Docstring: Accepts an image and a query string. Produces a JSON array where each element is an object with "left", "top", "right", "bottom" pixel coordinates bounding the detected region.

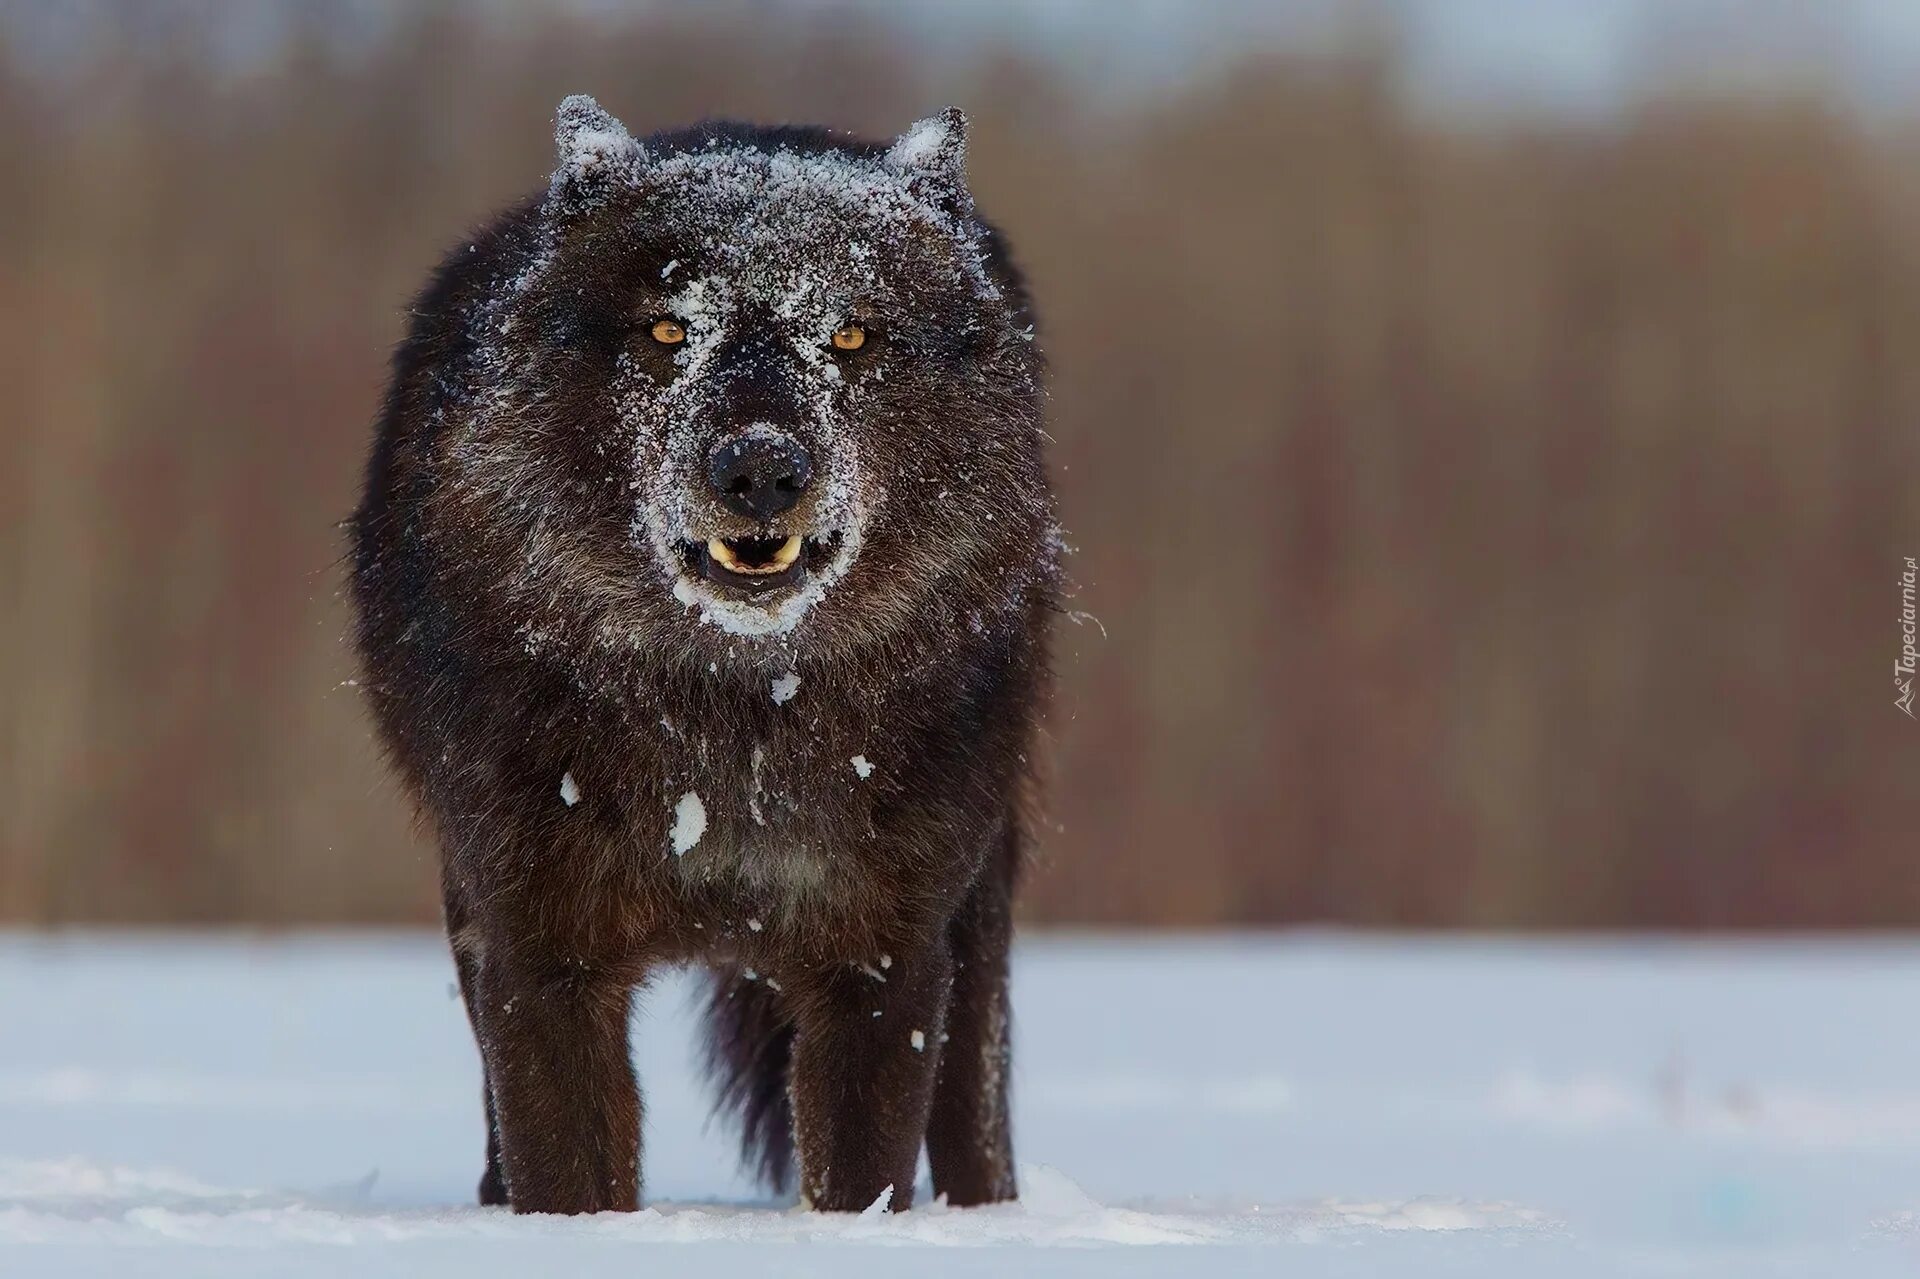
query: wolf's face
[{"left": 456, "top": 98, "right": 1048, "bottom": 667}]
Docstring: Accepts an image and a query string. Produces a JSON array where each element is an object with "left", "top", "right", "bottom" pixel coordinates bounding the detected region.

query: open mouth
[{"left": 686, "top": 532, "right": 841, "bottom": 595}]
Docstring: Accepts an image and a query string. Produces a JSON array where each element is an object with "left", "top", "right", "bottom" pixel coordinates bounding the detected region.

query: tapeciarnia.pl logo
[{"left": 1900, "top": 557, "right": 1917, "bottom": 718}]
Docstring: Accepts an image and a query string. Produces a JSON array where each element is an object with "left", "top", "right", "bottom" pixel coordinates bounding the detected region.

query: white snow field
[{"left": 5, "top": 933, "right": 1920, "bottom": 1277}]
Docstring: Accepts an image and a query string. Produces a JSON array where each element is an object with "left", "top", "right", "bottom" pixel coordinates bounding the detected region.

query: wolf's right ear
[{"left": 547, "top": 94, "right": 645, "bottom": 213}]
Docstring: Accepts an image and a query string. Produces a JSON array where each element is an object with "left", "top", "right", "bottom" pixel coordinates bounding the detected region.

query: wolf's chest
[{"left": 636, "top": 698, "right": 891, "bottom": 899}]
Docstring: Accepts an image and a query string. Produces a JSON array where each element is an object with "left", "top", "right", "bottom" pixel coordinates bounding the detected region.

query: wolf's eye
[
  {"left": 829, "top": 323, "right": 867, "bottom": 352},
  {"left": 650, "top": 318, "right": 687, "bottom": 345}
]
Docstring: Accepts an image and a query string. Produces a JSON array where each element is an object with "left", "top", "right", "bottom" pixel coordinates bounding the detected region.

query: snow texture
[
  {"left": 769, "top": 672, "right": 800, "bottom": 705},
  {"left": 886, "top": 109, "right": 964, "bottom": 173},
  {"left": 548, "top": 95, "right": 644, "bottom": 210},
  {"left": 669, "top": 791, "right": 706, "bottom": 855},
  {"left": 851, "top": 754, "right": 874, "bottom": 779},
  {"left": 558, "top": 772, "right": 580, "bottom": 807},
  {"left": 6, "top": 934, "right": 1920, "bottom": 1276}
]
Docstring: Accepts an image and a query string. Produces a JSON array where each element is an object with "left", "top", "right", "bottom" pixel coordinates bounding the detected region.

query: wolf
[{"left": 350, "top": 95, "right": 1056, "bottom": 1215}]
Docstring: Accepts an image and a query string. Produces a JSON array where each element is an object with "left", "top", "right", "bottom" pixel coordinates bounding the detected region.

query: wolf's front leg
[
  {"left": 926, "top": 848, "right": 1018, "bottom": 1206},
  {"left": 786, "top": 941, "right": 954, "bottom": 1211},
  {"left": 470, "top": 950, "right": 639, "bottom": 1214}
]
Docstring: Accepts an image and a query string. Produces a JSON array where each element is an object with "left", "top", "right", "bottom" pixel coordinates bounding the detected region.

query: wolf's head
[{"left": 450, "top": 96, "right": 1050, "bottom": 670}]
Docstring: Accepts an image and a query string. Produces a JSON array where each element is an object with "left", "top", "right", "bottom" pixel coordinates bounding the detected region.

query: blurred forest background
[{"left": 0, "top": 1, "right": 1915, "bottom": 929}]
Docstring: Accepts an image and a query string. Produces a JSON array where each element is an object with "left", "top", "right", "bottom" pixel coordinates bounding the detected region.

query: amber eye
[
  {"left": 650, "top": 318, "right": 686, "bottom": 345},
  {"left": 830, "top": 323, "right": 867, "bottom": 352}
]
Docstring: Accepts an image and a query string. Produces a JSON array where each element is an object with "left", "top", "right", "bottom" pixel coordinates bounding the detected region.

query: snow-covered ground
[{"left": 4, "top": 932, "right": 1920, "bottom": 1276}]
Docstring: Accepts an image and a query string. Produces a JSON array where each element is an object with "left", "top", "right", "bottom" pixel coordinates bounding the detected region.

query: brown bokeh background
[{"left": 1, "top": 5, "right": 1915, "bottom": 928}]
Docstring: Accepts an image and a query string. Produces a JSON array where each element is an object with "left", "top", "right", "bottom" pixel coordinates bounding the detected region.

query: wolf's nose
[{"left": 707, "top": 434, "right": 813, "bottom": 522}]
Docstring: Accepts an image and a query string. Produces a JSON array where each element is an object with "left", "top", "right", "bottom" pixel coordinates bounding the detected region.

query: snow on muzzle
[{"left": 687, "top": 431, "right": 844, "bottom": 594}]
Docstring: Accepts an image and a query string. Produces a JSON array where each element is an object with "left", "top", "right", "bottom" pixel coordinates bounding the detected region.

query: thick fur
[{"left": 351, "top": 98, "right": 1054, "bottom": 1215}]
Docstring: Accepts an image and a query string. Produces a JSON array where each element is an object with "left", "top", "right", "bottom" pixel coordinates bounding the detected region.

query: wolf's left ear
[
  {"left": 548, "top": 94, "right": 645, "bottom": 212},
  {"left": 886, "top": 107, "right": 972, "bottom": 216}
]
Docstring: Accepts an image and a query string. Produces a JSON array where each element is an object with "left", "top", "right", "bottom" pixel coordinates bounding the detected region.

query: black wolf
[{"left": 351, "top": 95, "right": 1056, "bottom": 1214}]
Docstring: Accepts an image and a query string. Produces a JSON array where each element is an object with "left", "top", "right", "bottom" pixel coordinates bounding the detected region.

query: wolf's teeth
[{"left": 706, "top": 535, "right": 804, "bottom": 575}]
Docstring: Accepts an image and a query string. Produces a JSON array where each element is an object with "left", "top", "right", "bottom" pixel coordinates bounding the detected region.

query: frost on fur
[
  {"left": 885, "top": 107, "right": 971, "bottom": 215},
  {"left": 548, "top": 94, "right": 644, "bottom": 211}
]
